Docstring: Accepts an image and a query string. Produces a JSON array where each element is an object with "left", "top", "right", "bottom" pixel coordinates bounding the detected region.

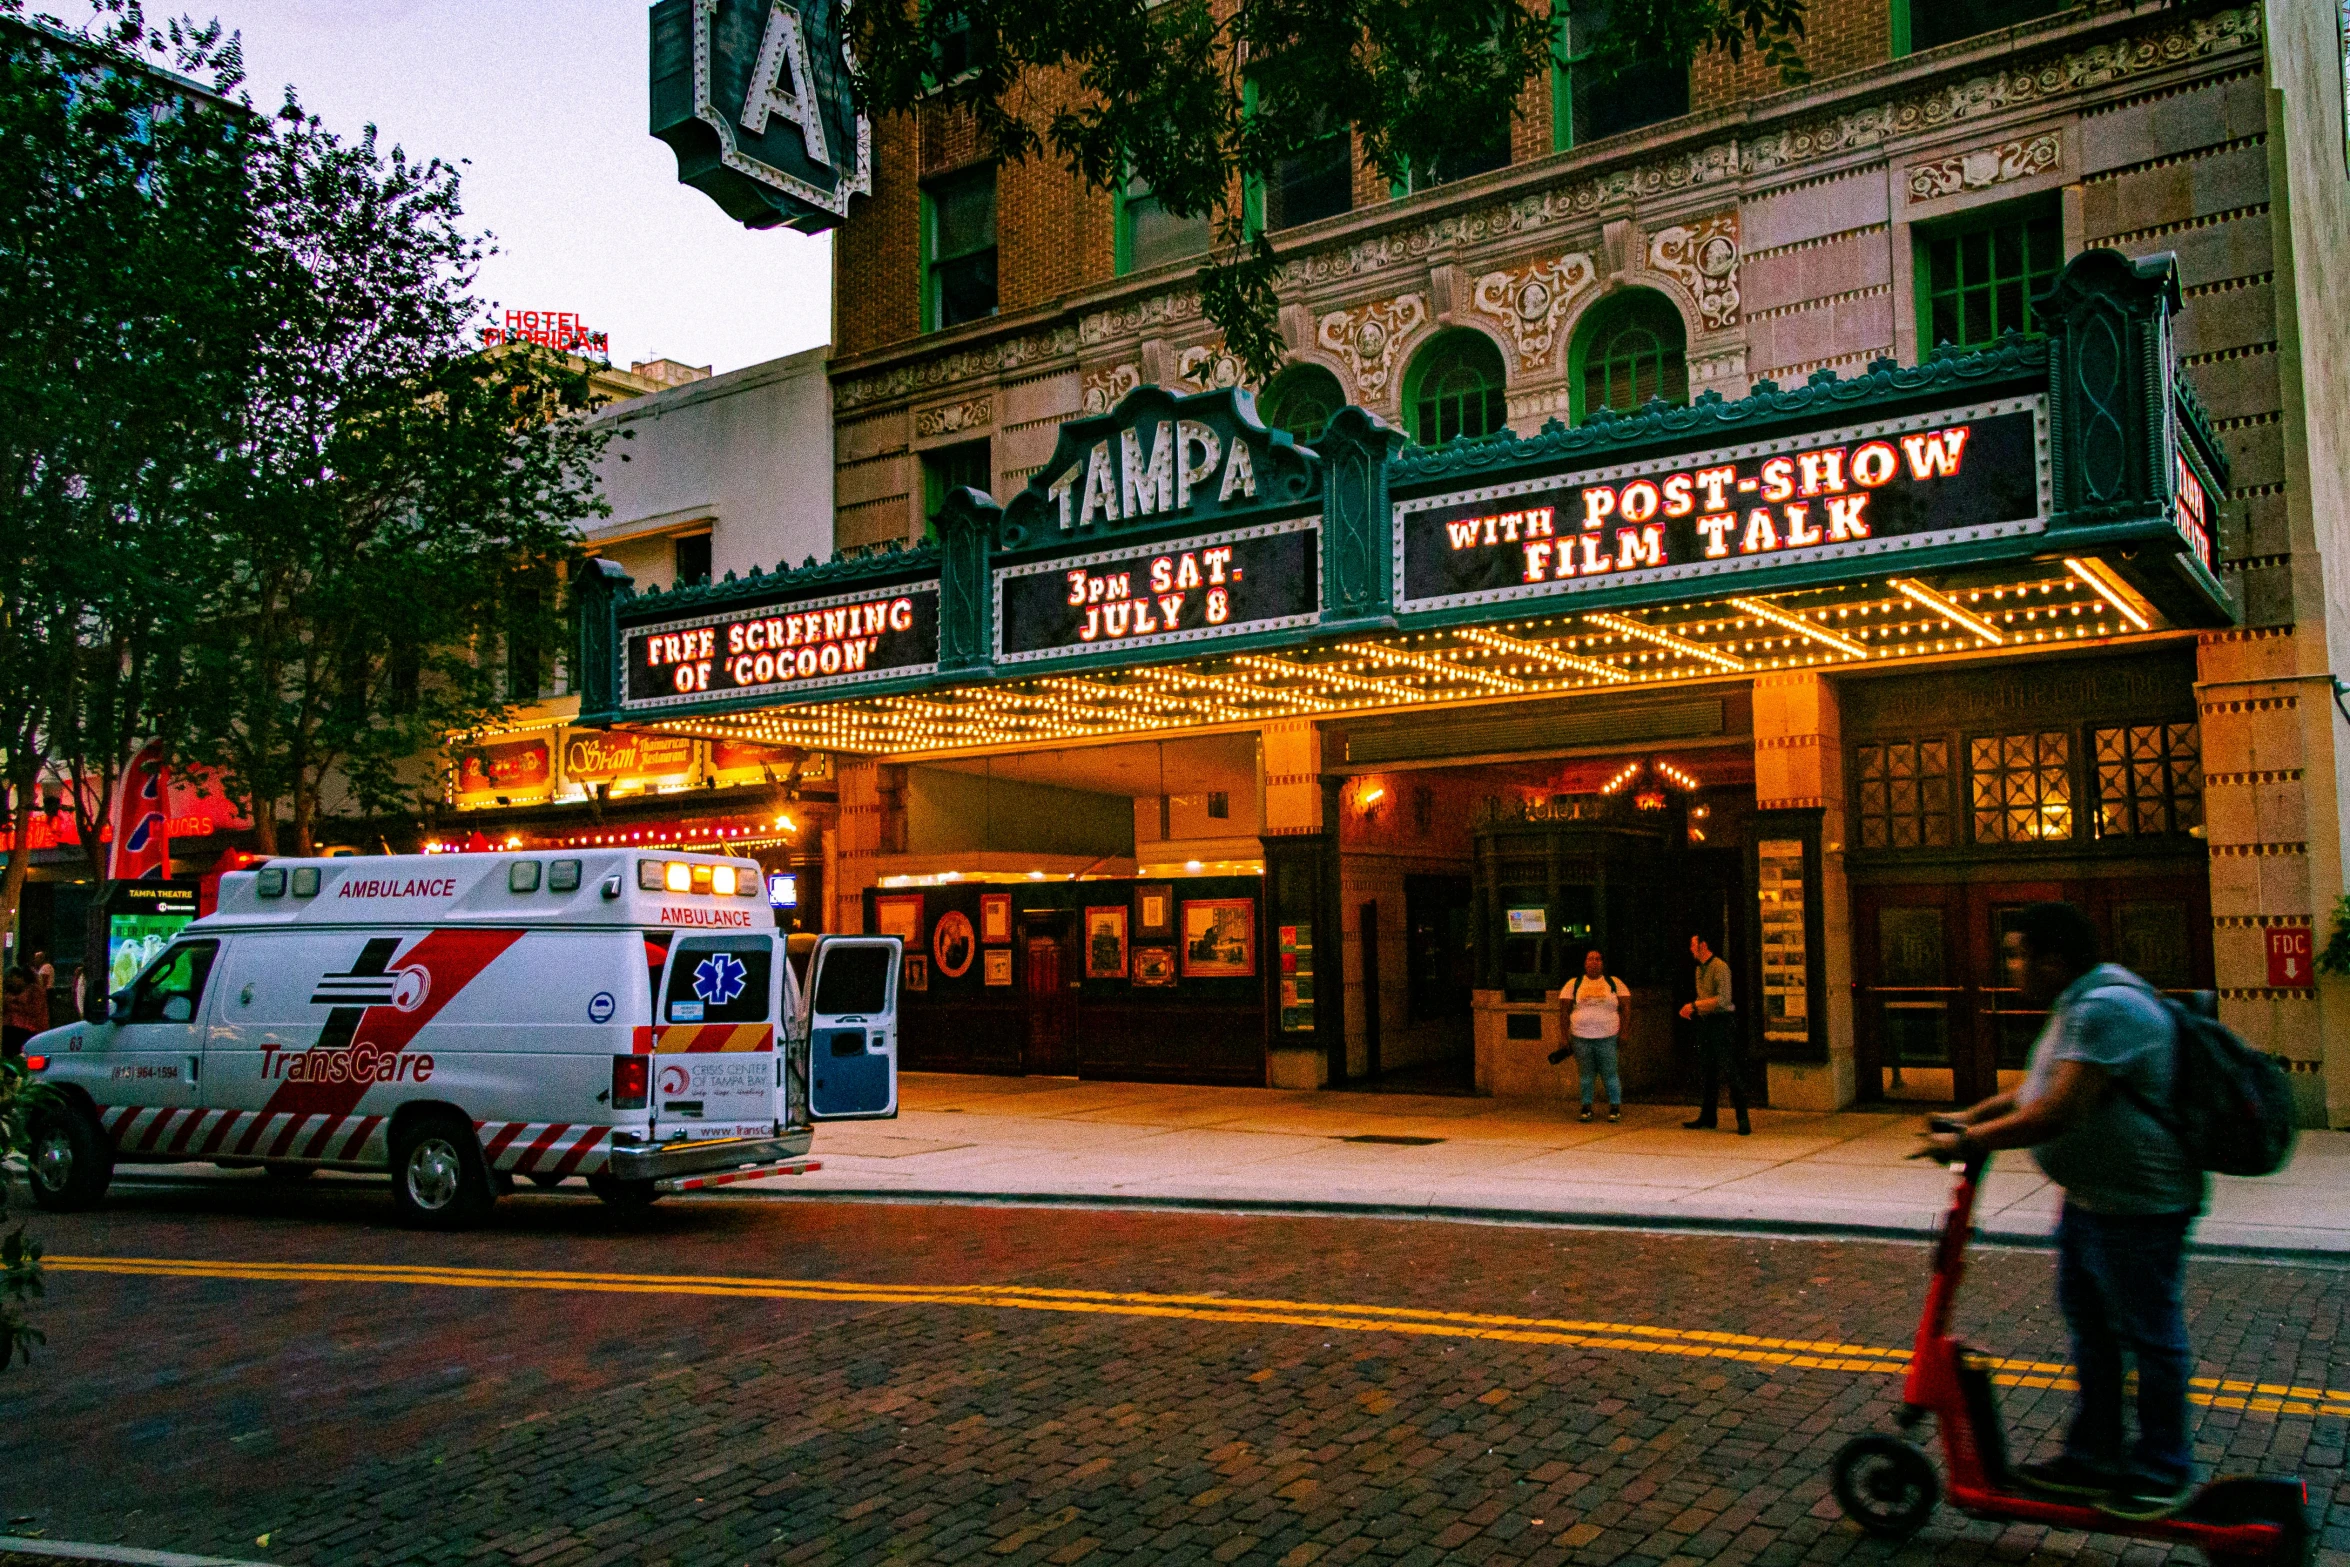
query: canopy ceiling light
[{"left": 626, "top": 565, "right": 2169, "bottom": 761}]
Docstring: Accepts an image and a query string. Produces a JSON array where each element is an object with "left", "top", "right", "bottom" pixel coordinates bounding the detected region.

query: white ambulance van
[{"left": 22, "top": 850, "right": 900, "bottom": 1228}]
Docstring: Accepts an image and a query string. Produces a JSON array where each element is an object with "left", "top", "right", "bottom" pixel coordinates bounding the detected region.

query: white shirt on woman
[{"left": 1568, "top": 974, "right": 1629, "bottom": 1038}]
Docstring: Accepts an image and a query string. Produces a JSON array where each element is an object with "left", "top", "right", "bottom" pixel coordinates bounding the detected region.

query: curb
[
  {"left": 2, "top": 1540, "right": 275, "bottom": 1567},
  {"left": 715, "top": 1185, "right": 2350, "bottom": 1264}
]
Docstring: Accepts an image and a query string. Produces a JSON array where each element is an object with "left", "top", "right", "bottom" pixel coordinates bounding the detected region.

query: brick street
[{"left": 1, "top": 1177, "right": 2343, "bottom": 1567}]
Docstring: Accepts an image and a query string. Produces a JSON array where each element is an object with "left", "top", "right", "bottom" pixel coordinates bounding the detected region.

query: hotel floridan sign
[
  {"left": 1398, "top": 399, "right": 2048, "bottom": 614},
  {"left": 649, "top": 0, "right": 871, "bottom": 232}
]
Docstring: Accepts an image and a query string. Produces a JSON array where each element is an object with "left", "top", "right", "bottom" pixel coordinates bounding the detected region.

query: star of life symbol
[{"left": 693, "top": 952, "right": 748, "bottom": 1007}]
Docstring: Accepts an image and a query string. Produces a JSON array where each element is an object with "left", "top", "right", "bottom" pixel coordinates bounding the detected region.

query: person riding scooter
[{"left": 1919, "top": 901, "right": 2204, "bottom": 1520}]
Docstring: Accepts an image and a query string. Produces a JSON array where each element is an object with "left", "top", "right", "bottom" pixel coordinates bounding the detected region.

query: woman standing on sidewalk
[{"left": 1550, "top": 948, "right": 1628, "bottom": 1123}]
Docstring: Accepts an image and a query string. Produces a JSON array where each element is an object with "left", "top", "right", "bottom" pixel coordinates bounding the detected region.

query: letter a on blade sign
[{"left": 649, "top": 0, "right": 873, "bottom": 232}]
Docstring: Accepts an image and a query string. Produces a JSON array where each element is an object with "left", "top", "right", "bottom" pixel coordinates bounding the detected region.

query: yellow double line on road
[{"left": 47, "top": 1254, "right": 2350, "bottom": 1421}]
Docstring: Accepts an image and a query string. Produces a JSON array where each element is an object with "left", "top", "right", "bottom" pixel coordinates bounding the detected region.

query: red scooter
[{"left": 1831, "top": 1119, "right": 2309, "bottom": 1564}]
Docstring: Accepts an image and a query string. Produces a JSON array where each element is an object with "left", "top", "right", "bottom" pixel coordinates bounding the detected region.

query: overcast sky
[{"left": 190, "top": 0, "right": 835, "bottom": 374}]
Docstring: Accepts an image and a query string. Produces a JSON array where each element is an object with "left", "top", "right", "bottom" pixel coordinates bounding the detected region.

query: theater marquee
[
  {"left": 1396, "top": 398, "right": 2048, "bottom": 615},
  {"left": 620, "top": 579, "right": 939, "bottom": 712},
  {"left": 996, "top": 520, "right": 1320, "bottom": 664},
  {"left": 571, "top": 251, "right": 2235, "bottom": 735}
]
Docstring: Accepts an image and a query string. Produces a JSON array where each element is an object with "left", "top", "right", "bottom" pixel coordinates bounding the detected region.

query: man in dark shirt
[{"left": 1679, "top": 934, "right": 1747, "bottom": 1135}]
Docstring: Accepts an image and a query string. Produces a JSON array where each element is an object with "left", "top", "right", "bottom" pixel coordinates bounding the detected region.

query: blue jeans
[
  {"left": 1573, "top": 1034, "right": 1621, "bottom": 1108},
  {"left": 2055, "top": 1201, "right": 2195, "bottom": 1485}
]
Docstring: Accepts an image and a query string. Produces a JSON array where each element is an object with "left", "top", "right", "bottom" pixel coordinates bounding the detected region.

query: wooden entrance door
[
  {"left": 1856, "top": 874, "right": 2210, "bottom": 1105},
  {"left": 1022, "top": 923, "right": 1078, "bottom": 1075},
  {"left": 1854, "top": 885, "right": 1967, "bottom": 1106}
]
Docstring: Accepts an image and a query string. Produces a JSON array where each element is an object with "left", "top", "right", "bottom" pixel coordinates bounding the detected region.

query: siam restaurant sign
[
  {"left": 574, "top": 251, "right": 2235, "bottom": 728},
  {"left": 1398, "top": 399, "right": 2047, "bottom": 614}
]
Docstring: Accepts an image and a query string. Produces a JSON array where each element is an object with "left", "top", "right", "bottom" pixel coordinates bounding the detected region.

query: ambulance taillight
[{"left": 611, "top": 1056, "right": 649, "bottom": 1111}]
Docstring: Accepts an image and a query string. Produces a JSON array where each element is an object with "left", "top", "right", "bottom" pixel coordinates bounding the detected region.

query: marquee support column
[
  {"left": 1752, "top": 670, "right": 1856, "bottom": 1111},
  {"left": 1316, "top": 407, "right": 1405, "bottom": 635},
  {"left": 572, "top": 558, "right": 632, "bottom": 724},
  {"left": 934, "top": 488, "right": 998, "bottom": 675}
]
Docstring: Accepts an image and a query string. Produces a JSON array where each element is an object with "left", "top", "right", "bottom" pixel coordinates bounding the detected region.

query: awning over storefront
[{"left": 573, "top": 250, "right": 2232, "bottom": 758}]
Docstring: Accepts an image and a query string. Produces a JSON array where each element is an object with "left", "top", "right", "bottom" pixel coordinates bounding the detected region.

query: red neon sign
[{"left": 481, "top": 310, "right": 609, "bottom": 355}]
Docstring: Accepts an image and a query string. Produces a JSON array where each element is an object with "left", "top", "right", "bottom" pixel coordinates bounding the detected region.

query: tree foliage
[
  {"left": 180, "top": 105, "right": 608, "bottom": 854},
  {"left": 0, "top": 1, "right": 251, "bottom": 948},
  {"left": 850, "top": 0, "right": 1809, "bottom": 380}
]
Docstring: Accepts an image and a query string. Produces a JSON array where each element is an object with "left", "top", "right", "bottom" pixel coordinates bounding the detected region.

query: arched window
[
  {"left": 1404, "top": 329, "right": 1508, "bottom": 447},
  {"left": 1259, "top": 364, "right": 1344, "bottom": 443},
  {"left": 1571, "top": 290, "right": 1688, "bottom": 421}
]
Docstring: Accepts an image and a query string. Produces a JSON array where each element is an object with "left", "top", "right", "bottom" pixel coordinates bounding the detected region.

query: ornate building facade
[{"left": 733, "top": 0, "right": 2350, "bottom": 1117}]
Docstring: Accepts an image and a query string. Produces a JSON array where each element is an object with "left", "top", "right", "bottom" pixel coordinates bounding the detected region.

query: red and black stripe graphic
[{"left": 244, "top": 928, "right": 526, "bottom": 1149}]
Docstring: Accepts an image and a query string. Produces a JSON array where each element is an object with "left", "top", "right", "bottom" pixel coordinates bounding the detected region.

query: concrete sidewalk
[{"left": 772, "top": 1072, "right": 2350, "bottom": 1255}]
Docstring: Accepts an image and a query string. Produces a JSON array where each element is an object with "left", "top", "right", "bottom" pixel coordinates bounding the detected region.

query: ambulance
[{"left": 21, "top": 850, "right": 899, "bottom": 1227}]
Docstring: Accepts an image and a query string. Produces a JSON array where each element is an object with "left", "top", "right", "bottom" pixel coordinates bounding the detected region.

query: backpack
[{"left": 2116, "top": 992, "right": 2298, "bottom": 1178}]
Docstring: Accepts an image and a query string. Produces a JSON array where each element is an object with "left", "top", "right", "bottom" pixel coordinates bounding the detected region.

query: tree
[
  {"left": 0, "top": 2, "right": 252, "bottom": 985},
  {"left": 850, "top": 0, "right": 1809, "bottom": 380},
  {"left": 179, "top": 101, "right": 610, "bottom": 854}
]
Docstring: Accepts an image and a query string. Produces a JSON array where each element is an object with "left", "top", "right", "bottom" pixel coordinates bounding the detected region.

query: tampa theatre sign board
[
  {"left": 573, "top": 252, "right": 2237, "bottom": 729},
  {"left": 990, "top": 386, "right": 1321, "bottom": 666}
]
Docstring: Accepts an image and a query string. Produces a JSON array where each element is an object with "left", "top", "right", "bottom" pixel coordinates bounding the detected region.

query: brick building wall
[{"left": 1689, "top": 0, "right": 1889, "bottom": 112}]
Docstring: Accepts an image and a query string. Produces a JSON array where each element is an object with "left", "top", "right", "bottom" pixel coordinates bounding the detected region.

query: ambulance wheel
[
  {"left": 390, "top": 1112, "right": 493, "bottom": 1229},
  {"left": 27, "top": 1102, "right": 112, "bottom": 1212},
  {"left": 1833, "top": 1435, "right": 1939, "bottom": 1539},
  {"left": 586, "top": 1173, "right": 662, "bottom": 1210}
]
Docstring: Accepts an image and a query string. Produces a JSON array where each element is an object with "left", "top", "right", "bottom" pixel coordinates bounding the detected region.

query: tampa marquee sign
[{"left": 1398, "top": 400, "right": 2046, "bottom": 614}]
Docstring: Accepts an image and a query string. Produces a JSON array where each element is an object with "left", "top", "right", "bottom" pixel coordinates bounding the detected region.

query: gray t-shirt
[{"left": 2022, "top": 963, "right": 2206, "bottom": 1216}]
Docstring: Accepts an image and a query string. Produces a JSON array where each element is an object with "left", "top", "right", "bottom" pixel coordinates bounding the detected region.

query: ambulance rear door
[
  {"left": 653, "top": 934, "right": 779, "bottom": 1141},
  {"left": 804, "top": 935, "right": 899, "bottom": 1120}
]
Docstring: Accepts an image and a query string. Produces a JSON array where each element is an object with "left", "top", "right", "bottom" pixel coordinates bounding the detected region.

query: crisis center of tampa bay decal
[
  {"left": 622, "top": 579, "right": 941, "bottom": 712},
  {"left": 1396, "top": 397, "right": 2049, "bottom": 615}
]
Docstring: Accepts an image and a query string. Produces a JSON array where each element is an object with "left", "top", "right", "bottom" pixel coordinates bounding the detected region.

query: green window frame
[
  {"left": 1551, "top": 4, "right": 1690, "bottom": 152},
  {"left": 1891, "top": 0, "right": 2067, "bottom": 57},
  {"left": 1245, "top": 80, "right": 1351, "bottom": 234},
  {"left": 1914, "top": 197, "right": 2063, "bottom": 353},
  {"left": 1113, "top": 171, "right": 1211, "bottom": 276},
  {"left": 1567, "top": 290, "right": 1687, "bottom": 423},
  {"left": 1259, "top": 363, "right": 1345, "bottom": 443},
  {"left": 1403, "top": 329, "right": 1508, "bottom": 447},
  {"left": 921, "top": 439, "right": 992, "bottom": 537},
  {"left": 921, "top": 165, "right": 998, "bottom": 331}
]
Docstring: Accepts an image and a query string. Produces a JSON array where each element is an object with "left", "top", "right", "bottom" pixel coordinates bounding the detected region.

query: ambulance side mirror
[
  {"left": 84, "top": 994, "right": 113, "bottom": 1023},
  {"left": 600, "top": 874, "right": 623, "bottom": 900}
]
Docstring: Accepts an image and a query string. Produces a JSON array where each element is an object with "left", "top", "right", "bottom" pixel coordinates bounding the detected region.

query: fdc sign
[{"left": 650, "top": 0, "right": 871, "bottom": 232}]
